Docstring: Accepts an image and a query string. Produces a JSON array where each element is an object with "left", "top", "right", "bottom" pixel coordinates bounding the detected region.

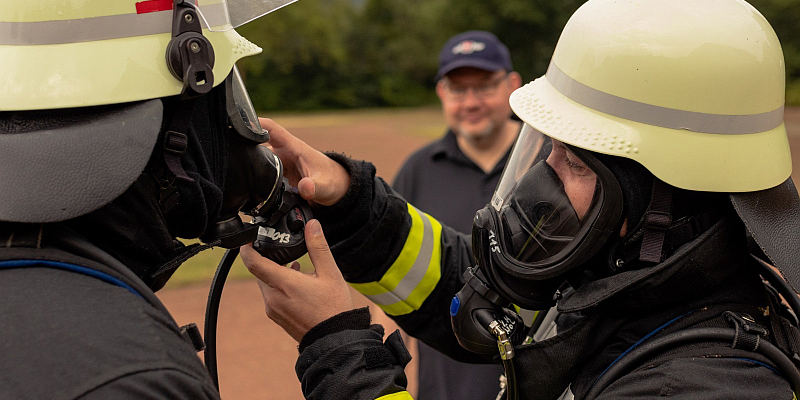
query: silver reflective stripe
[
  {"left": 0, "top": 3, "right": 227, "bottom": 45},
  {"left": 546, "top": 62, "right": 783, "bottom": 135},
  {"left": 365, "top": 207, "right": 434, "bottom": 306}
]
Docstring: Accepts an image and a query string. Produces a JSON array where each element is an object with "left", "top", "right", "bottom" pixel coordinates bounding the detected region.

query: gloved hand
[
  {"left": 259, "top": 118, "right": 350, "bottom": 207},
  {"left": 241, "top": 219, "right": 354, "bottom": 342}
]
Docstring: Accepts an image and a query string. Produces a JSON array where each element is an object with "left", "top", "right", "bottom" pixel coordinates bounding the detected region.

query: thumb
[
  {"left": 304, "top": 219, "right": 341, "bottom": 280},
  {"left": 240, "top": 244, "right": 294, "bottom": 286}
]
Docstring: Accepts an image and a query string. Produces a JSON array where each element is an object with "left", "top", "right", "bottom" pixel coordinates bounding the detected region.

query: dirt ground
[{"left": 157, "top": 106, "right": 800, "bottom": 400}]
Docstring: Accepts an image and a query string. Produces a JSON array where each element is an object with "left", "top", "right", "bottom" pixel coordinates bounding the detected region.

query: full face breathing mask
[
  {"left": 162, "top": 0, "right": 311, "bottom": 262},
  {"left": 450, "top": 123, "right": 624, "bottom": 355}
]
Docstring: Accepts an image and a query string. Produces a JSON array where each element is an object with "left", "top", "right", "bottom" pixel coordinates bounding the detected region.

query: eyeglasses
[{"left": 441, "top": 73, "right": 509, "bottom": 101}]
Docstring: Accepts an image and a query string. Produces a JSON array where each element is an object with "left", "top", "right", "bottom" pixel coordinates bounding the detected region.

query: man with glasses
[{"left": 391, "top": 30, "right": 522, "bottom": 400}]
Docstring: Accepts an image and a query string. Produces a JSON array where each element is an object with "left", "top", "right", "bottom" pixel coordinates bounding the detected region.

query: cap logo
[{"left": 452, "top": 40, "right": 486, "bottom": 55}]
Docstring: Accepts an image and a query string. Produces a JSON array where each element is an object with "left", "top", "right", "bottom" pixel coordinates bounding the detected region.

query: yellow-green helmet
[
  {"left": 510, "top": 0, "right": 789, "bottom": 193},
  {"left": 0, "top": 0, "right": 263, "bottom": 111},
  {"left": 0, "top": 0, "right": 292, "bottom": 224}
]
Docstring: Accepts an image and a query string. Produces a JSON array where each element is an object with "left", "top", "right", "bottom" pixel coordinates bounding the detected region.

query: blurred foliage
[
  {"left": 749, "top": 0, "right": 800, "bottom": 105},
  {"left": 237, "top": 0, "right": 800, "bottom": 111}
]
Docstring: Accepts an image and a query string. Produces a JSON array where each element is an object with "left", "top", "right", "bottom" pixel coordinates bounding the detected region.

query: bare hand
[
  {"left": 260, "top": 118, "right": 350, "bottom": 206},
  {"left": 241, "top": 219, "right": 354, "bottom": 342}
]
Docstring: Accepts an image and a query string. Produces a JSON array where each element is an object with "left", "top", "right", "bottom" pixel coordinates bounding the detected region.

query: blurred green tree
[
  {"left": 237, "top": 0, "right": 799, "bottom": 111},
  {"left": 749, "top": 0, "right": 800, "bottom": 104}
]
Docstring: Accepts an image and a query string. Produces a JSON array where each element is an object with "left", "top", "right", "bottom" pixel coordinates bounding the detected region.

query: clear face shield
[
  {"left": 189, "top": 0, "right": 299, "bottom": 31},
  {"left": 470, "top": 123, "right": 624, "bottom": 309}
]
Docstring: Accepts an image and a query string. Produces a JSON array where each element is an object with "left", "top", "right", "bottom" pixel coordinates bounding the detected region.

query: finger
[
  {"left": 304, "top": 220, "right": 342, "bottom": 280},
  {"left": 289, "top": 261, "right": 301, "bottom": 272},
  {"left": 259, "top": 117, "right": 349, "bottom": 206},
  {"left": 260, "top": 118, "right": 296, "bottom": 150},
  {"left": 297, "top": 178, "right": 317, "bottom": 202},
  {"left": 240, "top": 244, "right": 295, "bottom": 286}
]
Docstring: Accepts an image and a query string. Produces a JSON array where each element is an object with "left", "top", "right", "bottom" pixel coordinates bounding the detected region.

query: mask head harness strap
[
  {"left": 639, "top": 179, "right": 673, "bottom": 263},
  {"left": 160, "top": 0, "right": 217, "bottom": 184}
]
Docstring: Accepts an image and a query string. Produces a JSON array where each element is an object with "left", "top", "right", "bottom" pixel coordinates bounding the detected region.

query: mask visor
[
  {"left": 490, "top": 124, "right": 618, "bottom": 275},
  {"left": 226, "top": 65, "right": 268, "bottom": 143}
]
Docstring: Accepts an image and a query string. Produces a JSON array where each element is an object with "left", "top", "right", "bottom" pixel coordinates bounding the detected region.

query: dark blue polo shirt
[{"left": 393, "top": 129, "right": 510, "bottom": 234}]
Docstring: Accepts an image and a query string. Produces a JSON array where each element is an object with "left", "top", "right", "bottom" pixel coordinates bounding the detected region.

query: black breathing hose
[
  {"left": 486, "top": 319, "right": 520, "bottom": 400},
  {"left": 204, "top": 248, "right": 239, "bottom": 390},
  {"left": 585, "top": 256, "right": 800, "bottom": 399},
  {"left": 503, "top": 357, "right": 519, "bottom": 400}
]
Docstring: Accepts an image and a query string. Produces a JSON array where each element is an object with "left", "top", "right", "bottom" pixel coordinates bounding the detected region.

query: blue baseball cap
[{"left": 436, "top": 31, "right": 513, "bottom": 81}]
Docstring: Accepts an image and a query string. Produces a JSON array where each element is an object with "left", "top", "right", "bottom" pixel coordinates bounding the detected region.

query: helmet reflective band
[
  {"left": 0, "top": 0, "right": 263, "bottom": 111},
  {"left": 509, "top": 0, "right": 790, "bottom": 192}
]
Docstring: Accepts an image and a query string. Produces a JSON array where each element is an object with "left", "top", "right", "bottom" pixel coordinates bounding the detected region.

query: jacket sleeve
[
  {"left": 295, "top": 307, "right": 414, "bottom": 400},
  {"left": 314, "top": 154, "right": 492, "bottom": 363}
]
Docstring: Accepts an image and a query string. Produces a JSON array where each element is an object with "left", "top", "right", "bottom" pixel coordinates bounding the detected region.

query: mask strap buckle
[{"left": 640, "top": 179, "right": 673, "bottom": 263}]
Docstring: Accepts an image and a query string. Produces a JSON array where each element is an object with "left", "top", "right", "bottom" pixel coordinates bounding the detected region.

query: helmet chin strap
[{"left": 638, "top": 179, "right": 674, "bottom": 263}]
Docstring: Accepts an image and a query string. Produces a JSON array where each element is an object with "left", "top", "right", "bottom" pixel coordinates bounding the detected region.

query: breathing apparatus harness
[{"left": 162, "top": 1, "right": 313, "bottom": 390}]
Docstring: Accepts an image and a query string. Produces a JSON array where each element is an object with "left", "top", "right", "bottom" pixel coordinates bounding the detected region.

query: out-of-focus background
[
  {"left": 157, "top": 1, "right": 800, "bottom": 399},
  {"left": 232, "top": 0, "right": 800, "bottom": 112}
]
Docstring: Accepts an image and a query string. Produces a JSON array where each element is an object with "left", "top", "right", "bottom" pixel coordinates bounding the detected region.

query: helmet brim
[{"left": 0, "top": 99, "right": 162, "bottom": 223}]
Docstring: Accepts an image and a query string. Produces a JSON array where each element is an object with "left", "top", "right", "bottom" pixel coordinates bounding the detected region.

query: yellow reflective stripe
[
  {"left": 349, "top": 204, "right": 423, "bottom": 297},
  {"left": 512, "top": 304, "right": 540, "bottom": 326},
  {"left": 376, "top": 391, "right": 414, "bottom": 400},
  {"left": 350, "top": 204, "right": 442, "bottom": 316}
]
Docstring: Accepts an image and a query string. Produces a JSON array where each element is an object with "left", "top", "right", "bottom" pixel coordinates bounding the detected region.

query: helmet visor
[
  {"left": 193, "top": 0, "right": 298, "bottom": 31},
  {"left": 491, "top": 124, "right": 611, "bottom": 268}
]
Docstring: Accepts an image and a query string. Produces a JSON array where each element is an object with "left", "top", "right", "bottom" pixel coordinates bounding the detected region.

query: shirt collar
[{"left": 431, "top": 129, "right": 513, "bottom": 176}]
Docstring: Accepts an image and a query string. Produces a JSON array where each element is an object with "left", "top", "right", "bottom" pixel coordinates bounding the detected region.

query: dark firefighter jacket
[{"left": 0, "top": 225, "right": 220, "bottom": 399}]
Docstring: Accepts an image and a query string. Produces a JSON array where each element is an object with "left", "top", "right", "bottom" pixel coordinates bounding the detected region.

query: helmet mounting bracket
[{"left": 166, "top": 0, "right": 216, "bottom": 98}]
